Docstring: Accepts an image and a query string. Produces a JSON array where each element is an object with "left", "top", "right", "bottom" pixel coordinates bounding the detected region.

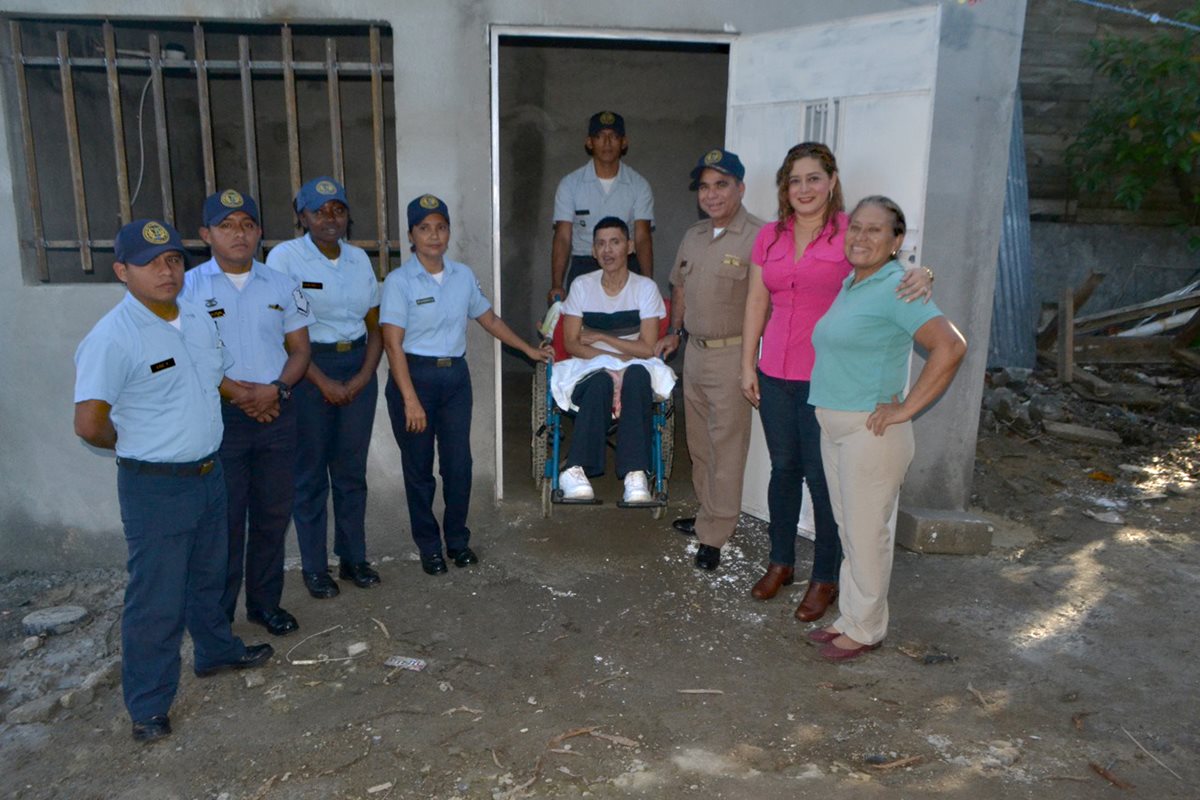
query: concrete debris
[
  {"left": 20, "top": 636, "right": 42, "bottom": 654},
  {"left": 6, "top": 693, "right": 58, "bottom": 725},
  {"left": 1043, "top": 421, "right": 1122, "bottom": 447},
  {"left": 244, "top": 672, "right": 266, "bottom": 688},
  {"left": 21, "top": 605, "right": 90, "bottom": 636},
  {"left": 346, "top": 642, "right": 369, "bottom": 657},
  {"left": 1082, "top": 509, "right": 1124, "bottom": 525},
  {"left": 58, "top": 685, "right": 94, "bottom": 709}
]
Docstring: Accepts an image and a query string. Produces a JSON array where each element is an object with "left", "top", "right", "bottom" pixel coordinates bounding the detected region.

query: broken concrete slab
[
  {"left": 1043, "top": 421, "right": 1122, "bottom": 446},
  {"left": 21, "top": 605, "right": 90, "bottom": 636},
  {"left": 6, "top": 694, "right": 58, "bottom": 725},
  {"left": 896, "top": 507, "right": 993, "bottom": 555}
]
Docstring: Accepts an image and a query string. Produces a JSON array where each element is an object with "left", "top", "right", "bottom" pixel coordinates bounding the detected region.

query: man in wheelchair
[{"left": 555, "top": 217, "right": 670, "bottom": 504}]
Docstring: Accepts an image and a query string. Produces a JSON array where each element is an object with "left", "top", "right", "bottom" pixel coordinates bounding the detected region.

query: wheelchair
[{"left": 530, "top": 304, "right": 675, "bottom": 519}]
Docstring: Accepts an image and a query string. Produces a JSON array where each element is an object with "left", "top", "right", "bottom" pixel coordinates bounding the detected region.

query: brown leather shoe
[
  {"left": 750, "top": 564, "right": 794, "bottom": 600},
  {"left": 794, "top": 581, "right": 839, "bottom": 622}
]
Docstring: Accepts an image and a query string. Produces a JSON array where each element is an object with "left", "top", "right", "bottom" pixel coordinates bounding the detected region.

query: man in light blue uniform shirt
[
  {"left": 266, "top": 177, "right": 383, "bottom": 598},
  {"left": 548, "top": 110, "right": 655, "bottom": 302},
  {"left": 74, "top": 219, "right": 273, "bottom": 743},
  {"left": 182, "top": 189, "right": 312, "bottom": 637}
]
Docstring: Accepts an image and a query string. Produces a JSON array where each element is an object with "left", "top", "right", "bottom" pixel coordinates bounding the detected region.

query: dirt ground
[{"left": 2, "top": 365, "right": 1199, "bottom": 799}]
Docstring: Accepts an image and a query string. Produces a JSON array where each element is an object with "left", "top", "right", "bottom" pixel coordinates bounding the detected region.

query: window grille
[
  {"left": 1, "top": 18, "right": 399, "bottom": 283},
  {"left": 802, "top": 98, "right": 840, "bottom": 148}
]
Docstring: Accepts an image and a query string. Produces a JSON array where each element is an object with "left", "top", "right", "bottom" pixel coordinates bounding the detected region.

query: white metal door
[{"left": 727, "top": 6, "right": 941, "bottom": 529}]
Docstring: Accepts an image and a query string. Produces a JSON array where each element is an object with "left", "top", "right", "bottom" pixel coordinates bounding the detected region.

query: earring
[
  {"left": 828, "top": 190, "right": 833, "bottom": 202},
  {"left": 890, "top": 249, "right": 898, "bottom": 257}
]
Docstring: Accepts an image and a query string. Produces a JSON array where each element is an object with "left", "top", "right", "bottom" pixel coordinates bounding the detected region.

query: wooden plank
[
  {"left": 1057, "top": 286, "right": 1074, "bottom": 380},
  {"left": 1171, "top": 308, "right": 1200, "bottom": 347},
  {"left": 194, "top": 24, "right": 216, "bottom": 195},
  {"left": 57, "top": 31, "right": 93, "bottom": 274},
  {"left": 102, "top": 23, "right": 132, "bottom": 224},
  {"left": 239, "top": 35, "right": 260, "bottom": 202},
  {"left": 370, "top": 26, "right": 387, "bottom": 277},
  {"left": 1074, "top": 290, "right": 1200, "bottom": 335},
  {"left": 1171, "top": 347, "right": 1200, "bottom": 372},
  {"left": 1073, "top": 336, "right": 1176, "bottom": 365},
  {"left": 9, "top": 22, "right": 48, "bottom": 281},
  {"left": 326, "top": 37, "right": 344, "bottom": 184},
  {"left": 1037, "top": 271, "right": 1105, "bottom": 350},
  {"left": 148, "top": 34, "right": 174, "bottom": 224},
  {"left": 281, "top": 27, "right": 302, "bottom": 233}
]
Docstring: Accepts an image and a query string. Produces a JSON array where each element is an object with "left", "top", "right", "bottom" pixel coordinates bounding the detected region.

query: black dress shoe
[
  {"left": 131, "top": 714, "right": 171, "bottom": 742},
  {"left": 194, "top": 643, "right": 274, "bottom": 678},
  {"left": 339, "top": 560, "right": 381, "bottom": 588},
  {"left": 672, "top": 517, "right": 697, "bottom": 536},
  {"left": 247, "top": 607, "right": 299, "bottom": 636},
  {"left": 695, "top": 544, "right": 721, "bottom": 571},
  {"left": 302, "top": 570, "right": 340, "bottom": 599},
  {"left": 421, "top": 552, "right": 448, "bottom": 575},
  {"left": 447, "top": 547, "right": 479, "bottom": 567}
]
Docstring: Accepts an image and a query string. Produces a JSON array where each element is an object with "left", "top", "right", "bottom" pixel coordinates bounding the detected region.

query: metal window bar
[
  {"left": 802, "top": 98, "right": 840, "bottom": 147},
  {"left": 8, "top": 19, "right": 401, "bottom": 281}
]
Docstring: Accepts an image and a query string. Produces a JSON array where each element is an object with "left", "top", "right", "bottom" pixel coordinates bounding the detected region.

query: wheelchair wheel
[
  {"left": 532, "top": 363, "right": 549, "bottom": 484},
  {"left": 540, "top": 477, "right": 553, "bottom": 519},
  {"left": 660, "top": 404, "right": 676, "bottom": 480}
]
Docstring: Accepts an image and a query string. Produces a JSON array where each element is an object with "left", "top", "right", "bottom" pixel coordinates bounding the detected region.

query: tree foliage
[{"left": 1067, "top": 4, "right": 1200, "bottom": 225}]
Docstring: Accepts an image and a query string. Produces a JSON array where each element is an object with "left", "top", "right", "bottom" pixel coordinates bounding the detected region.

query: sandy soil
[{"left": 1, "top": 365, "right": 1197, "bottom": 799}]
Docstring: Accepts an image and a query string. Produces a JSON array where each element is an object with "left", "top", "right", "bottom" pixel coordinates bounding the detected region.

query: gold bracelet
[{"left": 922, "top": 266, "right": 935, "bottom": 282}]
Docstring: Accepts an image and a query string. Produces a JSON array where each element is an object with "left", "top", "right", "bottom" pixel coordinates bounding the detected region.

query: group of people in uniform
[{"left": 74, "top": 108, "right": 965, "bottom": 741}]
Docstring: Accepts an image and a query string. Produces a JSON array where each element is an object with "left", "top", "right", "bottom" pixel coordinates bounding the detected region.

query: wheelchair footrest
[
  {"left": 616, "top": 498, "right": 667, "bottom": 509},
  {"left": 553, "top": 496, "right": 604, "bottom": 506}
]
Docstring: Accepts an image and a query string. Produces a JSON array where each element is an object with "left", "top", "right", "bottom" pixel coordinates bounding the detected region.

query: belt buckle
[
  {"left": 336, "top": 340, "right": 352, "bottom": 353},
  {"left": 198, "top": 460, "right": 215, "bottom": 476},
  {"left": 694, "top": 337, "right": 708, "bottom": 349},
  {"left": 436, "top": 357, "right": 452, "bottom": 368}
]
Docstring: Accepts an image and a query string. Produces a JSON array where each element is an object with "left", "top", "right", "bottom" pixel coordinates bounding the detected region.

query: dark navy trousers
[
  {"left": 757, "top": 371, "right": 842, "bottom": 582},
  {"left": 292, "top": 347, "right": 378, "bottom": 573},
  {"left": 566, "top": 364, "right": 652, "bottom": 479},
  {"left": 219, "top": 402, "right": 296, "bottom": 619},
  {"left": 385, "top": 357, "right": 473, "bottom": 558},
  {"left": 117, "top": 459, "right": 246, "bottom": 722}
]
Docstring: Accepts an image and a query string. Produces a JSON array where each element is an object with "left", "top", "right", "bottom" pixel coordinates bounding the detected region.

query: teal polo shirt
[{"left": 809, "top": 260, "right": 943, "bottom": 412}]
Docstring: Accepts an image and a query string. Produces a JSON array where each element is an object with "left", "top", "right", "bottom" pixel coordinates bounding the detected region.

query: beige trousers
[
  {"left": 684, "top": 341, "right": 752, "bottom": 547},
  {"left": 815, "top": 407, "right": 914, "bottom": 645}
]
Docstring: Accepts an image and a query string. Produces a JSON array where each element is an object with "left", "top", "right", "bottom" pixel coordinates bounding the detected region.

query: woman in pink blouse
[{"left": 739, "top": 142, "right": 930, "bottom": 621}]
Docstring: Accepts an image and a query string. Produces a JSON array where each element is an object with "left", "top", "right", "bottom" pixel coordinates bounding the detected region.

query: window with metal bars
[{"left": 1, "top": 18, "right": 399, "bottom": 283}]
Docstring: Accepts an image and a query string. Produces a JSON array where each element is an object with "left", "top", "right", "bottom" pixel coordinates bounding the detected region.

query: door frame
[{"left": 488, "top": 25, "right": 734, "bottom": 499}]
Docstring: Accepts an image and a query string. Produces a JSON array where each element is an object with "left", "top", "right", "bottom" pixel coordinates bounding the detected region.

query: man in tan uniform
[{"left": 655, "top": 149, "right": 763, "bottom": 571}]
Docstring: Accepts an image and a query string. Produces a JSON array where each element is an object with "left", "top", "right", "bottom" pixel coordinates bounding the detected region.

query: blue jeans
[
  {"left": 219, "top": 402, "right": 296, "bottom": 619},
  {"left": 117, "top": 459, "right": 245, "bottom": 721},
  {"left": 385, "top": 357, "right": 474, "bottom": 558},
  {"left": 757, "top": 371, "right": 841, "bottom": 582},
  {"left": 292, "top": 347, "right": 378, "bottom": 573}
]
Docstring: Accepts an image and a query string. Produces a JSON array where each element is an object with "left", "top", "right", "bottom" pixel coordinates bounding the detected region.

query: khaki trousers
[
  {"left": 684, "top": 340, "right": 752, "bottom": 548},
  {"left": 815, "top": 407, "right": 914, "bottom": 645}
]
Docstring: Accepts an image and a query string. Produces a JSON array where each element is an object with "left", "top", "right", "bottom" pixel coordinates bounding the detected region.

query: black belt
[
  {"left": 312, "top": 336, "right": 366, "bottom": 353},
  {"left": 117, "top": 454, "right": 218, "bottom": 477},
  {"left": 406, "top": 354, "right": 464, "bottom": 368}
]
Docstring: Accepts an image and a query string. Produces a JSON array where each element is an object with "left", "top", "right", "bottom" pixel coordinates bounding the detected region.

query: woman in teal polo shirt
[{"left": 806, "top": 196, "right": 966, "bottom": 662}]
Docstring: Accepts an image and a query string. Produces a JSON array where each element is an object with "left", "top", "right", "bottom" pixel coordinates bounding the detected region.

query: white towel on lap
[{"left": 550, "top": 356, "right": 676, "bottom": 413}]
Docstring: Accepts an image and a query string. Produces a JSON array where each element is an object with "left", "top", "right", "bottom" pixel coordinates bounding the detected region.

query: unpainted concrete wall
[{"left": 0, "top": 0, "right": 1026, "bottom": 568}]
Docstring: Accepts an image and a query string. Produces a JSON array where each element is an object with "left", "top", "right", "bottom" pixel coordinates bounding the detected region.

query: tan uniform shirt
[{"left": 668, "top": 205, "right": 765, "bottom": 339}]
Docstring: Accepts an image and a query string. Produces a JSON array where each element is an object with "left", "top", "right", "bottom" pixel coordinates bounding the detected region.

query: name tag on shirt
[
  {"left": 208, "top": 309, "right": 225, "bottom": 318},
  {"left": 416, "top": 297, "right": 435, "bottom": 305},
  {"left": 722, "top": 256, "right": 745, "bottom": 267},
  {"left": 267, "top": 304, "right": 284, "bottom": 312},
  {"left": 150, "top": 358, "right": 176, "bottom": 373},
  {"left": 302, "top": 281, "right": 323, "bottom": 289}
]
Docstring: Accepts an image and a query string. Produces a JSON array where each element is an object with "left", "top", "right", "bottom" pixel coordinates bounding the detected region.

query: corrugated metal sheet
[{"left": 988, "top": 90, "right": 1036, "bottom": 368}]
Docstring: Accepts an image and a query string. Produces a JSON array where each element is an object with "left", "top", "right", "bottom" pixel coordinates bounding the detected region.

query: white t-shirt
[{"left": 561, "top": 270, "right": 665, "bottom": 354}]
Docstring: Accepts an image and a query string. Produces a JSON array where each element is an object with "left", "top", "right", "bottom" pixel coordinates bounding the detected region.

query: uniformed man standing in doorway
[
  {"left": 74, "top": 219, "right": 273, "bottom": 743},
  {"left": 182, "top": 190, "right": 312, "bottom": 637},
  {"left": 655, "top": 149, "right": 762, "bottom": 572},
  {"left": 548, "top": 110, "right": 655, "bottom": 303}
]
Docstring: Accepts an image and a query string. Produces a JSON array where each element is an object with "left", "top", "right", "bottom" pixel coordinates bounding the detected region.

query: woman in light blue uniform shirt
[
  {"left": 381, "top": 194, "right": 549, "bottom": 575},
  {"left": 266, "top": 177, "right": 383, "bottom": 599}
]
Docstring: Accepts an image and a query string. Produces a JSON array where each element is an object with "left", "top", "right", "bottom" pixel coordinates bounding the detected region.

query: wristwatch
[
  {"left": 271, "top": 380, "right": 292, "bottom": 402},
  {"left": 667, "top": 327, "right": 684, "bottom": 337}
]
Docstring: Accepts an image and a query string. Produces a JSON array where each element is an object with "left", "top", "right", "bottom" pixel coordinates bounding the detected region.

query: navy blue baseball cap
[
  {"left": 203, "top": 188, "right": 259, "bottom": 227},
  {"left": 114, "top": 219, "right": 187, "bottom": 266},
  {"left": 407, "top": 194, "right": 450, "bottom": 230},
  {"left": 689, "top": 148, "right": 745, "bottom": 189},
  {"left": 588, "top": 110, "right": 625, "bottom": 137},
  {"left": 294, "top": 177, "right": 349, "bottom": 214}
]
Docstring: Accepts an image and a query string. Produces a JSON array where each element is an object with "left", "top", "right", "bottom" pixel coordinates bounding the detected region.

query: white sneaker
[
  {"left": 623, "top": 470, "right": 652, "bottom": 503},
  {"left": 560, "top": 466, "right": 594, "bottom": 500}
]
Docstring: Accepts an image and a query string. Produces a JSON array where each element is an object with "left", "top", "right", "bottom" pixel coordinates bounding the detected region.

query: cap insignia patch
[
  {"left": 316, "top": 180, "right": 338, "bottom": 195},
  {"left": 419, "top": 194, "right": 440, "bottom": 209},
  {"left": 704, "top": 149, "right": 723, "bottom": 165},
  {"left": 142, "top": 221, "right": 170, "bottom": 244},
  {"left": 599, "top": 111, "right": 615, "bottom": 125},
  {"left": 220, "top": 189, "right": 243, "bottom": 207}
]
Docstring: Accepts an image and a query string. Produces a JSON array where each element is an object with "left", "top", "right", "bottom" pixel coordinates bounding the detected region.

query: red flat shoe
[
  {"left": 806, "top": 628, "right": 840, "bottom": 644},
  {"left": 819, "top": 640, "right": 881, "bottom": 662}
]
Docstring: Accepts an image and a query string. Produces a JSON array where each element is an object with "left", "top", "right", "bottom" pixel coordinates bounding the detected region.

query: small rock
[
  {"left": 59, "top": 685, "right": 95, "bottom": 709},
  {"left": 985, "top": 387, "right": 1019, "bottom": 422},
  {"left": 981, "top": 740, "right": 1020, "bottom": 768},
  {"left": 81, "top": 657, "right": 121, "bottom": 691},
  {"left": 1166, "top": 481, "right": 1197, "bottom": 497},
  {"left": 1043, "top": 421, "right": 1122, "bottom": 447},
  {"left": 6, "top": 694, "right": 59, "bottom": 724},
  {"left": 1118, "top": 463, "right": 1152, "bottom": 477},
  {"left": 347, "top": 642, "right": 369, "bottom": 657},
  {"left": 1083, "top": 509, "right": 1124, "bottom": 525},
  {"left": 1029, "top": 395, "right": 1066, "bottom": 424},
  {"left": 21, "top": 636, "right": 42, "bottom": 654},
  {"left": 22, "top": 605, "right": 90, "bottom": 636},
  {"left": 999, "top": 367, "right": 1033, "bottom": 387},
  {"left": 244, "top": 672, "right": 266, "bottom": 688}
]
